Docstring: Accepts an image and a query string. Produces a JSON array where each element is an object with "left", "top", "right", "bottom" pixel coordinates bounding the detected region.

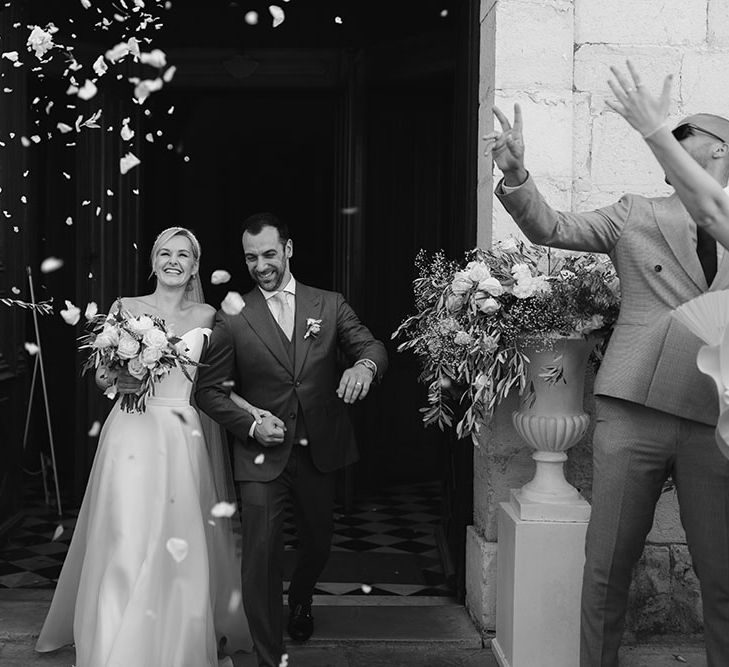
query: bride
[{"left": 36, "top": 227, "right": 257, "bottom": 667}]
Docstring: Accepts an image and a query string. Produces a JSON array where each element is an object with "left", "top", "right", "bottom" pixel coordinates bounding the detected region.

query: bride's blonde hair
[{"left": 150, "top": 227, "right": 202, "bottom": 293}]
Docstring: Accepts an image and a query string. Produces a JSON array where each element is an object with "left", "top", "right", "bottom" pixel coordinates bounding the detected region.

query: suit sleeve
[
  {"left": 335, "top": 294, "right": 388, "bottom": 381},
  {"left": 496, "top": 175, "right": 629, "bottom": 254},
  {"left": 195, "top": 311, "right": 255, "bottom": 442}
]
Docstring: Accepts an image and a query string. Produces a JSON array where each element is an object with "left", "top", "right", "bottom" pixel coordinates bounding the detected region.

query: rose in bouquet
[
  {"left": 79, "top": 301, "right": 200, "bottom": 413},
  {"left": 393, "top": 238, "right": 621, "bottom": 441}
]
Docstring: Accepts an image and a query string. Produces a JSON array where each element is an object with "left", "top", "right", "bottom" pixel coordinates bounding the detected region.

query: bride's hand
[
  {"left": 116, "top": 367, "right": 143, "bottom": 395},
  {"left": 606, "top": 60, "right": 672, "bottom": 138},
  {"left": 229, "top": 392, "right": 272, "bottom": 424}
]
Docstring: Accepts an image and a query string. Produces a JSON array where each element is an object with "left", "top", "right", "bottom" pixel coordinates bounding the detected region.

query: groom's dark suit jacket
[{"left": 195, "top": 283, "right": 388, "bottom": 482}]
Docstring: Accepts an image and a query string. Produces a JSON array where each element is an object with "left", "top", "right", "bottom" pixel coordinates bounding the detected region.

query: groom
[{"left": 196, "top": 212, "right": 387, "bottom": 667}]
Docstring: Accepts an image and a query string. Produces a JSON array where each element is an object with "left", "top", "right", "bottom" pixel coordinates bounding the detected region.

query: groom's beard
[{"left": 252, "top": 265, "right": 286, "bottom": 292}]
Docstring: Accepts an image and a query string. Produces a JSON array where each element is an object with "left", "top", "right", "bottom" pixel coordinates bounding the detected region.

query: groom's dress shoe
[{"left": 287, "top": 603, "right": 314, "bottom": 642}]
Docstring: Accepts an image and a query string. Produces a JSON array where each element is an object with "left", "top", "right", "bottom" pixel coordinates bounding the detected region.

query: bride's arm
[{"left": 229, "top": 392, "right": 272, "bottom": 424}]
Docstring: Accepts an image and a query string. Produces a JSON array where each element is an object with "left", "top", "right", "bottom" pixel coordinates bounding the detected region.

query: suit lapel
[
  {"left": 653, "top": 196, "right": 707, "bottom": 291},
  {"left": 293, "top": 283, "right": 323, "bottom": 380},
  {"left": 240, "top": 288, "right": 292, "bottom": 374}
]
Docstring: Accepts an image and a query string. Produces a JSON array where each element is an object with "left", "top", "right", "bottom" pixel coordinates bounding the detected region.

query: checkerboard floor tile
[{"left": 0, "top": 481, "right": 455, "bottom": 597}]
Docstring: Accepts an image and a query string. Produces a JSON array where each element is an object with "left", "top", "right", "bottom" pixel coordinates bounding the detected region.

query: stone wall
[{"left": 467, "top": 0, "right": 726, "bottom": 639}]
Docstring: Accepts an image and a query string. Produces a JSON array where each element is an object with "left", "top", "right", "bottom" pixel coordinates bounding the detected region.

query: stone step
[{"left": 0, "top": 589, "right": 482, "bottom": 649}]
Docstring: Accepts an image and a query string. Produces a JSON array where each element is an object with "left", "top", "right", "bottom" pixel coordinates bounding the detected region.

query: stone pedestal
[{"left": 492, "top": 499, "right": 588, "bottom": 667}]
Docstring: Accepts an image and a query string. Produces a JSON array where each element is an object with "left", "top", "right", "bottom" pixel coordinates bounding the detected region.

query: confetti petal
[
  {"left": 40, "top": 256, "right": 64, "bottom": 273},
  {"left": 140, "top": 49, "right": 166, "bottom": 68},
  {"left": 221, "top": 291, "right": 246, "bottom": 316},
  {"left": 56, "top": 122, "right": 73, "bottom": 133},
  {"left": 88, "top": 420, "right": 101, "bottom": 437},
  {"left": 254, "top": 453, "right": 265, "bottom": 465},
  {"left": 244, "top": 11, "right": 258, "bottom": 25},
  {"left": 211, "top": 501, "right": 237, "bottom": 518},
  {"left": 120, "top": 152, "right": 141, "bottom": 174},
  {"left": 93, "top": 55, "right": 108, "bottom": 76},
  {"left": 361, "top": 584, "right": 372, "bottom": 594},
  {"left": 60, "top": 299, "right": 81, "bottom": 325},
  {"left": 24, "top": 342, "right": 39, "bottom": 355},
  {"left": 165, "top": 537, "right": 189, "bottom": 563},
  {"left": 84, "top": 301, "right": 98, "bottom": 319},
  {"left": 52, "top": 524, "right": 64, "bottom": 541},
  {"left": 210, "top": 269, "right": 231, "bottom": 285},
  {"left": 80, "top": 0, "right": 91, "bottom": 8},
  {"left": 2, "top": 51, "right": 19, "bottom": 62},
  {"left": 228, "top": 589, "right": 242, "bottom": 613},
  {"left": 269, "top": 5, "right": 285, "bottom": 27},
  {"left": 77, "top": 79, "right": 98, "bottom": 100}
]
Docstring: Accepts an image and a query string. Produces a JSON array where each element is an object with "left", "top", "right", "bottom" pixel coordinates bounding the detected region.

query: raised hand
[
  {"left": 483, "top": 104, "right": 527, "bottom": 185},
  {"left": 606, "top": 60, "right": 672, "bottom": 138}
]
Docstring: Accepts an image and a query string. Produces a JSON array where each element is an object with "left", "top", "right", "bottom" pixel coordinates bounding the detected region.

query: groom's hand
[
  {"left": 337, "top": 365, "right": 373, "bottom": 404},
  {"left": 253, "top": 415, "right": 286, "bottom": 447}
]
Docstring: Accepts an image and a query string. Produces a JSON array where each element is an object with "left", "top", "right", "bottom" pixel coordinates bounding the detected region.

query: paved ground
[{"left": 0, "top": 589, "right": 708, "bottom": 666}]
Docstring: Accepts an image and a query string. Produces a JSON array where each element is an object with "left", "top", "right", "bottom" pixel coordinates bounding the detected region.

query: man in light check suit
[
  {"left": 485, "top": 106, "right": 729, "bottom": 666},
  {"left": 196, "top": 212, "right": 387, "bottom": 667}
]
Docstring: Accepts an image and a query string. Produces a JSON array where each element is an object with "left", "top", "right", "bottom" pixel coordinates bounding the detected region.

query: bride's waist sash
[{"left": 145, "top": 397, "right": 192, "bottom": 408}]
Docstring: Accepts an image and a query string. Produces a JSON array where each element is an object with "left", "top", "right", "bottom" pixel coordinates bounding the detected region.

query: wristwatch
[{"left": 354, "top": 358, "right": 377, "bottom": 379}]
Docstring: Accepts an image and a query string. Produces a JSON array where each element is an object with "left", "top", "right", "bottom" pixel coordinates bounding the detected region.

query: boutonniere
[{"left": 304, "top": 318, "right": 322, "bottom": 340}]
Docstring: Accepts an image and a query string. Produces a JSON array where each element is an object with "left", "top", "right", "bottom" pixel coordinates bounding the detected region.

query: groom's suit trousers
[
  {"left": 580, "top": 396, "right": 729, "bottom": 667},
  {"left": 238, "top": 443, "right": 336, "bottom": 667}
]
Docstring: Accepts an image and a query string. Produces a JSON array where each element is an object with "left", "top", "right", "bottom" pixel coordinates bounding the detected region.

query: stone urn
[{"left": 511, "top": 336, "right": 595, "bottom": 517}]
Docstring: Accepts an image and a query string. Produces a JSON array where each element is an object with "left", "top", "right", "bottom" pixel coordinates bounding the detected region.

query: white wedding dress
[{"left": 36, "top": 327, "right": 251, "bottom": 667}]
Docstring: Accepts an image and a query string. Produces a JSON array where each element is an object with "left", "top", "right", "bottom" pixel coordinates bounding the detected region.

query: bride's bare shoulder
[{"left": 189, "top": 301, "right": 216, "bottom": 328}]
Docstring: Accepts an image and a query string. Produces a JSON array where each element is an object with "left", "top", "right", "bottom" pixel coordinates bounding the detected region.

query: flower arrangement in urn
[{"left": 393, "top": 238, "right": 621, "bottom": 441}]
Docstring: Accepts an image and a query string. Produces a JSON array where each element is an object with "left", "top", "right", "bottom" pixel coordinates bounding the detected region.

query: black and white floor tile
[{"left": 0, "top": 481, "right": 454, "bottom": 598}]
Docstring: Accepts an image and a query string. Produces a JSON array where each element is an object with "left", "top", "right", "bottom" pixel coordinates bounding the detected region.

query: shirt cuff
[
  {"left": 355, "top": 358, "right": 378, "bottom": 378},
  {"left": 248, "top": 421, "right": 257, "bottom": 439},
  {"left": 499, "top": 172, "right": 529, "bottom": 194}
]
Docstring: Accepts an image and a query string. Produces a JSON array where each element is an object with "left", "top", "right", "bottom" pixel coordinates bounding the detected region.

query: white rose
[
  {"left": 127, "top": 355, "right": 147, "bottom": 379},
  {"left": 142, "top": 327, "right": 169, "bottom": 350},
  {"left": 466, "top": 261, "right": 490, "bottom": 283},
  {"left": 127, "top": 315, "right": 155, "bottom": 334},
  {"left": 511, "top": 263, "right": 531, "bottom": 280},
  {"left": 141, "top": 346, "right": 163, "bottom": 367},
  {"left": 512, "top": 280, "right": 536, "bottom": 299},
  {"left": 477, "top": 296, "right": 501, "bottom": 314},
  {"left": 477, "top": 276, "right": 504, "bottom": 297},
  {"left": 117, "top": 331, "right": 140, "bottom": 359},
  {"left": 499, "top": 237, "right": 519, "bottom": 252},
  {"left": 450, "top": 271, "right": 473, "bottom": 296}
]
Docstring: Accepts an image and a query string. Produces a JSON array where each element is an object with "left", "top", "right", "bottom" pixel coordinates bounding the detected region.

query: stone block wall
[{"left": 468, "top": 0, "right": 728, "bottom": 639}]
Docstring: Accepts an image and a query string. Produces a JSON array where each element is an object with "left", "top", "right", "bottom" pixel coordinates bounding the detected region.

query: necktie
[
  {"left": 696, "top": 226, "right": 717, "bottom": 286},
  {"left": 272, "top": 291, "right": 294, "bottom": 340}
]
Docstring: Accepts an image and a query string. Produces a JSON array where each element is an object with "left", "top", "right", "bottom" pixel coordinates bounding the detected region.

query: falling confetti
[
  {"left": 65, "top": 217, "right": 73, "bottom": 225},
  {"left": 40, "top": 256, "right": 64, "bottom": 273},
  {"left": 60, "top": 299, "right": 81, "bottom": 325},
  {"left": 244, "top": 11, "right": 258, "bottom": 25},
  {"left": 278, "top": 653, "right": 289, "bottom": 667},
  {"left": 269, "top": 5, "right": 285, "bottom": 28},
  {"left": 140, "top": 49, "right": 167, "bottom": 68},
  {"left": 361, "top": 584, "right": 372, "bottom": 594},
  {"left": 165, "top": 537, "right": 189, "bottom": 563},
  {"left": 92, "top": 55, "right": 108, "bottom": 76},
  {"left": 85, "top": 301, "right": 98, "bottom": 319},
  {"left": 120, "top": 152, "right": 141, "bottom": 174},
  {"left": 211, "top": 269, "right": 231, "bottom": 285},
  {"left": 228, "top": 589, "right": 242, "bottom": 613},
  {"left": 221, "top": 291, "right": 246, "bottom": 315},
  {"left": 254, "top": 453, "right": 265, "bottom": 465},
  {"left": 24, "top": 342, "right": 39, "bottom": 355},
  {"left": 52, "top": 524, "right": 64, "bottom": 541},
  {"left": 88, "top": 420, "right": 101, "bottom": 437},
  {"left": 2, "top": 51, "right": 19, "bottom": 62},
  {"left": 77, "top": 80, "right": 98, "bottom": 100},
  {"left": 211, "top": 502, "right": 237, "bottom": 518}
]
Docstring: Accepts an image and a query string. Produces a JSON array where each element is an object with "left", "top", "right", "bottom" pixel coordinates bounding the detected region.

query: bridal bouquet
[
  {"left": 393, "top": 238, "right": 621, "bottom": 440},
  {"left": 79, "top": 301, "right": 199, "bottom": 413}
]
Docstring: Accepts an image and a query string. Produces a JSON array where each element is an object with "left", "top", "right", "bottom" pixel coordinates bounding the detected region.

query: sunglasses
[{"left": 672, "top": 123, "right": 727, "bottom": 143}]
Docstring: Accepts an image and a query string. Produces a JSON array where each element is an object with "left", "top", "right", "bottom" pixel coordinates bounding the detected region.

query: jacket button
[
  {"left": 289, "top": 412, "right": 296, "bottom": 420},
  {"left": 654, "top": 264, "right": 662, "bottom": 272},
  {"left": 295, "top": 381, "right": 301, "bottom": 387}
]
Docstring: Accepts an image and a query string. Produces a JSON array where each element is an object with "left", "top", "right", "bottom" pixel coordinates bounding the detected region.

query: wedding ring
[{"left": 355, "top": 381, "right": 362, "bottom": 386}]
